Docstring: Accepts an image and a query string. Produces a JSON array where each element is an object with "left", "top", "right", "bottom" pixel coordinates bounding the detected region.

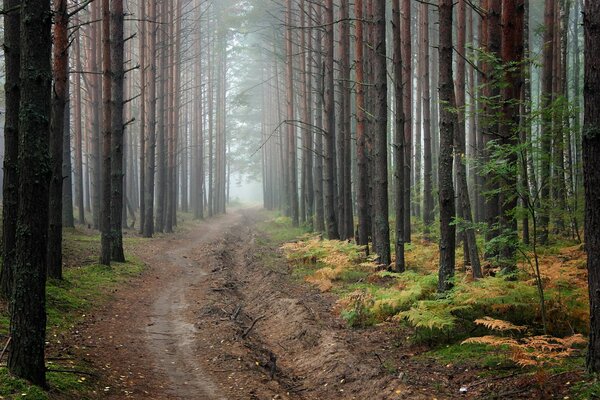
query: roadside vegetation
[{"left": 259, "top": 213, "right": 600, "bottom": 399}]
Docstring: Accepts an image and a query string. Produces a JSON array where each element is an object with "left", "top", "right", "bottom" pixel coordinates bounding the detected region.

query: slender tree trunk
[
  {"left": 355, "top": 0, "right": 369, "bottom": 248},
  {"left": 305, "top": 1, "right": 314, "bottom": 229},
  {"left": 584, "top": 0, "right": 600, "bottom": 372},
  {"left": 421, "top": 3, "right": 434, "bottom": 236},
  {"left": 499, "top": 0, "right": 524, "bottom": 272},
  {"left": 337, "top": 0, "right": 353, "bottom": 239},
  {"left": 401, "top": 0, "right": 412, "bottom": 242},
  {"left": 100, "top": 0, "right": 112, "bottom": 265},
  {"left": 371, "top": 0, "right": 390, "bottom": 266},
  {"left": 539, "top": 0, "right": 555, "bottom": 245},
  {"left": 138, "top": 0, "right": 146, "bottom": 233},
  {"left": 0, "top": 0, "right": 21, "bottom": 299},
  {"left": 324, "top": 0, "right": 339, "bottom": 239},
  {"left": 143, "top": 0, "right": 157, "bottom": 238},
  {"left": 454, "top": 0, "right": 482, "bottom": 278},
  {"left": 92, "top": 1, "right": 102, "bottom": 229},
  {"left": 74, "top": 27, "right": 85, "bottom": 225},
  {"left": 110, "top": 0, "right": 125, "bottom": 262},
  {"left": 8, "top": 0, "right": 52, "bottom": 385},
  {"left": 313, "top": 3, "right": 325, "bottom": 232},
  {"left": 437, "top": 0, "right": 456, "bottom": 292},
  {"left": 48, "top": 0, "right": 69, "bottom": 279},
  {"left": 62, "top": 81, "right": 74, "bottom": 229},
  {"left": 392, "top": 0, "right": 405, "bottom": 271},
  {"left": 286, "top": 0, "right": 299, "bottom": 226}
]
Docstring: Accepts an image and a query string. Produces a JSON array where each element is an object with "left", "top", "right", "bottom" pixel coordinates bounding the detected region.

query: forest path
[{"left": 77, "top": 209, "right": 455, "bottom": 399}]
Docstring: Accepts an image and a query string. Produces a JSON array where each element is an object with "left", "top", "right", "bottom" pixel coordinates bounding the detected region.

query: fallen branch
[
  {"left": 46, "top": 368, "right": 98, "bottom": 377},
  {"left": 0, "top": 337, "right": 11, "bottom": 363},
  {"left": 242, "top": 315, "right": 266, "bottom": 339},
  {"left": 468, "top": 371, "right": 523, "bottom": 388},
  {"left": 231, "top": 305, "right": 242, "bottom": 321}
]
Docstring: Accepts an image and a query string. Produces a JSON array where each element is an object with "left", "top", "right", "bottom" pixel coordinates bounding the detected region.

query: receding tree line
[
  {"left": 0, "top": 0, "right": 232, "bottom": 386},
  {"left": 259, "top": 0, "right": 600, "bottom": 372}
]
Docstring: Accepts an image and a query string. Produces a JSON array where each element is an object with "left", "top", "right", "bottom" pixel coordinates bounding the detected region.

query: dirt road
[{"left": 76, "top": 209, "right": 475, "bottom": 399}]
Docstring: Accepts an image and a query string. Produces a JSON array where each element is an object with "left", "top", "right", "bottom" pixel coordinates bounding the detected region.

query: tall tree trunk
[
  {"left": 392, "top": 0, "right": 405, "bottom": 271},
  {"left": 401, "top": 0, "right": 412, "bottom": 242},
  {"left": 437, "top": 0, "right": 456, "bottom": 292},
  {"left": 371, "top": 0, "right": 390, "bottom": 266},
  {"left": 355, "top": 0, "right": 370, "bottom": 247},
  {"left": 584, "top": 0, "right": 600, "bottom": 373},
  {"left": 0, "top": 0, "right": 21, "bottom": 299},
  {"left": 337, "top": 0, "right": 353, "bottom": 239},
  {"left": 421, "top": 3, "right": 434, "bottom": 236},
  {"left": 313, "top": 3, "right": 325, "bottom": 232},
  {"left": 286, "top": 0, "right": 299, "bottom": 226},
  {"left": 143, "top": 0, "right": 157, "bottom": 238},
  {"left": 539, "top": 0, "right": 555, "bottom": 245},
  {"left": 8, "top": 0, "right": 52, "bottom": 385},
  {"left": 483, "top": 0, "right": 502, "bottom": 259},
  {"left": 92, "top": 1, "right": 102, "bottom": 229},
  {"left": 138, "top": 0, "right": 146, "bottom": 233},
  {"left": 499, "top": 0, "right": 525, "bottom": 272},
  {"left": 304, "top": 1, "right": 314, "bottom": 229},
  {"left": 323, "top": 0, "right": 339, "bottom": 239},
  {"left": 62, "top": 81, "right": 74, "bottom": 229},
  {"left": 110, "top": 0, "right": 125, "bottom": 262},
  {"left": 74, "top": 27, "right": 85, "bottom": 225},
  {"left": 100, "top": 0, "right": 112, "bottom": 265},
  {"left": 454, "top": 0, "right": 482, "bottom": 278},
  {"left": 48, "top": 0, "right": 68, "bottom": 279}
]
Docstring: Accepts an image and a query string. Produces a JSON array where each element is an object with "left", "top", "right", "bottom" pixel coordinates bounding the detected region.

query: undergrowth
[{"left": 267, "top": 215, "right": 590, "bottom": 392}]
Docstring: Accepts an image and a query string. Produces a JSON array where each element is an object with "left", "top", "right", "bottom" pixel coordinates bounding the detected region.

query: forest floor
[{"left": 0, "top": 207, "right": 597, "bottom": 399}]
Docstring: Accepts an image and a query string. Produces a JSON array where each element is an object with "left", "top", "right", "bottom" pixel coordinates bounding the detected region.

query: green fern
[{"left": 396, "top": 300, "right": 471, "bottom": 331}]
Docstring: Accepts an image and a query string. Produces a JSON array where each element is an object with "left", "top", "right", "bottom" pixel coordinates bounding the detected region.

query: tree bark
[
  {"left": 421, "top": 3, "right": 434, "bottom": 236},
  {"left": 437, "top": 0, "right": 456, "bottom": 292},
  {"left": 539, "top": 0, "right": 555, "bottom": 245},
  {"left": 313, "top": 3, "right": 325, "bottom": 232},
  {"left": 584, "top": 0, "right": 600, "bottom": 372},
  {"left": 110, "top": 0, "right": 125, "bottom": 262},
  {"left": 286, "top": 0, "right": 299, "bottom": 226},
  {"left": 100, "top": 0, "right": 112, "bottom": 266},
  {"left": 454, "top": 0, "right": 482, "bottom": 278},
  {"left": 392, "top": 0, "right": 405, "bottom": 271},
  {"left": 74, "top": 26, "right": 85, "bottom": 226},
  {"left": 371, "top": 0, "right": 390, "bottom": 266},
  {"left": 48, "top": 0, "right": 69, "bottom": 279},
  {"left": 0, "top": 0, "right": 21, "bottom": 299},
  {"left": 499, "top": 0, "right": 525, "bottom": 272},
  {"left": 323, "top": 0, "right": 339, "bottom": 239},
  {"left": 8, "top": 0, "right": 52, "bottom": 385},
  {"left": 355, "top": 0, "right": 369, "bottom": 248},
  {"left": 143, "top": 0, "right": 157, "bottom": 238},
  {"left": 138, "top": 0, "right": 146, "bottom": 233},
  {"left": 62, "top": 80, "right": 74, "bottom": 229},
  {"left": 401, "top": 0, "right": 412, "bottom": 242}
]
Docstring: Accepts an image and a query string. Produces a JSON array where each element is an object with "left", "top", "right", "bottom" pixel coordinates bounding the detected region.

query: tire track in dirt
[{"left": 77, "top": 209, "right": 462, "bottom": 399}]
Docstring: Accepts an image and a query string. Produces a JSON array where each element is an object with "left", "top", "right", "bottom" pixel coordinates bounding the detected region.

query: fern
[
  {"left": 396, "top": 300, "right": 471, "bottom": 331},
  {"left": 463, "top": 334, "right": 586, "bottom": 367},
  {"left": 474, "top": 317, "right": 527, "bottom": 332}
]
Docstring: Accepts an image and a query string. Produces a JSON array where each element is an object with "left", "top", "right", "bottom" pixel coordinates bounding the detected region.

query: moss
[
  {"left": 0, "top": 368, "right": 48, "bottom": 399},
  {"left": 423, "top": 343, "right": 508, "bottom": 368},
  {"left": 0, "top": 228, "right": 146, "bottom": 399}
]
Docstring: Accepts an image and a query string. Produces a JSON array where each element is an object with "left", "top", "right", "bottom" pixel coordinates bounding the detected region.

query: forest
[{"left": 0, "top": 0, "right": 599, "bottom": 398}]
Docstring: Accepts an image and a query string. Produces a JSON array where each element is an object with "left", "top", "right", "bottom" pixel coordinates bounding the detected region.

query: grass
[
  {"left": 0, "top": 227, "right": 148, "bottom": 399},
  {"left": 422, "top": 342, "right": 508, "bottom": 369}
]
